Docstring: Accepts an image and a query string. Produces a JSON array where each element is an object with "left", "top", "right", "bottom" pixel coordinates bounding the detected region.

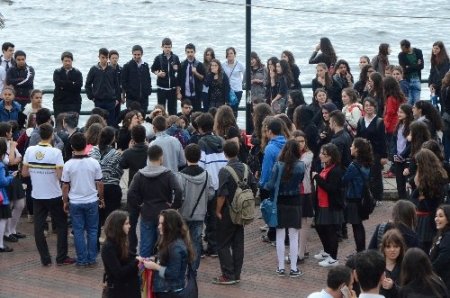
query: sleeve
[
  {"left": 85, "top": 67, "right": 94, "bottom": 100},
  {"left": 121, "top": 63, "right": 129, "bottom": 92},
  {"left": 54, "top": 134, "right": 65, "bottom": 151},
  {"left": 158, "top": 244, "right": 185, "bottom": 280},
  {"left": 377, "top": 119, "right": 388, "bottom": 158},
  {"left": 278, "top": 77, "right": 288, "bottom": 97},
  {"left": 432, "top": 235, "right": 450, "bottom": 275},
  {"left": 259, "top": 148, "right": 275, "bottom": 187},
  {"left": 101, "top": 243, "right": 138, "bottom": 280},
  {"left": 314, "top": 167, "right": 342, "bottom": 195},
  {"left": 342, "top": 163, "right": 357, "bottom": 184},
  {"left": 119, "top": 150, "right": 130, "bottom": 169},
  {"left": 178, "top": 142, "right": 186, "bottom": 168},
  {"left": 53, "top": 69, "right": 65, "bottom": 89},
  {"left": 6, "top": 68, "right": 21, "bottom": 85},
  {"left": 308, "top": 51, "right": 321, "bottom": 64},
  {"left": 56, "top": 150, "right": 64, "bottom": 168},
  {"left": 384, "top": 97, "right": 397, "bottom": 133},
  {"left": 368, "top": 224, "right": 381, "bottom": 249},
  {"left": 348, "top": 105, "right": 362, "bottom": 129},
  {"left": 169, "top": 172, "right": 183, "bottom": 209},
  {"left": 127, "top": 173, "right": 143, "bottom": 210},
  {"left": 263, "top": 163, "right": 279, "bottom": 192},
  {"left": 0, "top": 164, "right": 13, "bottom": 187},
  {"left": 95, "top": 160, "right": 103, "bottom": 180},
  {"left": 151, "top": 55, "right": 160, "bottom": 73},
  {"left": 89, "top": 147, "right": 101, "bottom": 161},
  {"left": 61, "top": 163, "right": 70, "bottom": 183},
  {"left": 217, "top": 168, "right": 230, "bottom": 198}
]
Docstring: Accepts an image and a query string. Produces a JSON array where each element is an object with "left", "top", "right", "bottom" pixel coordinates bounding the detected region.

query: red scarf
[{"left": 317, "top": 164, "right": 335, "bottom": 208}]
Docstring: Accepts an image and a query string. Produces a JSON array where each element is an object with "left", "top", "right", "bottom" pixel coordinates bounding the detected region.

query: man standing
[
  {"left": 398, "top": 40, "right": 424, "bottom": 105},
  {"left": 127, "top": 145, "right": 182, "bottom": 257},
  {"left": 0, "top": 42, "right": 15, "bottom": 71},
  {"left": 109, "top": 50, "right": 124, "bottom": 125},
  {"left": 213, "top": 141, "right": 257, "bottom": 285},
  {"left": 329, "top": 110, "right": 352, "bottom": 168},
  {"left": 53, "top": 51, "right": 83, "bottom": 117},
  {"left": 122, "top": 45, "right": 152, "bottom": 114},
  {"left": 151, "top": 38, "right": 180, "bottom": 115},
  {"left": 177, "top": 43, "right": 205, "bottom": 112},
  {"left": 85, "top": 48, "right": 120, "bottom": 126},
  {"left": 22, "top": 123, "right": 75, "bottom": 266},
  {"left": 6, "top": 50, "right": 35, "bottom": 110},
  {"left": 62, "top": 133, "right": 104, "bottom": 267}
]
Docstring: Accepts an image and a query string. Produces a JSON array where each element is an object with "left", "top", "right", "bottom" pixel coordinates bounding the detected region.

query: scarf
[{"left": 317, "top": 164, "right": 335, "bottom": 208}]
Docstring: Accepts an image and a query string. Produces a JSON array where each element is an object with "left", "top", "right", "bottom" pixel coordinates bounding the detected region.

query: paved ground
[{"left": 0, "top": 178, "right": 398, "bottom": 298}]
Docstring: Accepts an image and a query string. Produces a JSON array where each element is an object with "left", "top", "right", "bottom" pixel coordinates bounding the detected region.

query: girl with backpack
[
  {"left": 264, "top": 140, "right": 305, "bottom": 277},
  {"left": 342, "top": 137, "right": 373, "bottom": 253}
]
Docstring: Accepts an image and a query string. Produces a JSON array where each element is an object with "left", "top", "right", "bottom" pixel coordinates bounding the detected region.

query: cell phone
[{"left": 340, "top": 285, "right": 352, "bottom": 298}]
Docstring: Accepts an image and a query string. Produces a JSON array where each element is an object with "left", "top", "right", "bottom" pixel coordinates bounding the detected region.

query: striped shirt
[{"left": 89, "top": 146, "right": 123, "bottom": 185}]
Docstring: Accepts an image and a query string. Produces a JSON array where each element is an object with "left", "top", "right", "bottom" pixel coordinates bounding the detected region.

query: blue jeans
[
  {"left": 140, "top": 219, "right": 159, "bottom": 257},
  {"left": 94, "top": 100, "right": 116, "bottom": 126},
  {"left": 408, "top": 77, "right": 421, "bottom": 105},
  {"left": 187, "top": 220, "right": 203, "bottom": 275},
  {"left": 70, "top": 201, "right": 99, "bottom": 265}
]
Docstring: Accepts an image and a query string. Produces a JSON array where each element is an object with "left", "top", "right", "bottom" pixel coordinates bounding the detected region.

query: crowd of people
[{"left": 1, "top": 36, "right": 450, "bottom": 297}]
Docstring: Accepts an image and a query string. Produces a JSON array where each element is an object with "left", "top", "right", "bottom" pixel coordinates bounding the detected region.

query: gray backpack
[{"left": 224, "top": 165, "right": 255, "bottom": 225}]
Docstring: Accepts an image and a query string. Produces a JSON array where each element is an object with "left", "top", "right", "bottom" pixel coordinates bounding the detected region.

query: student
[
  {"left": 22, "top": 123, "right": 75, "bottom": 266},
  {"left": 116, "top": 110, "right": 141, "bottom": 151},
  {"left": 222, "top": 47, "right": 245, "bottom": 117},
  {"left": 398, "top": 40, "right": 424, "bottom": 105},
  {"left": 201, "top": 47, "right": 215, "bottom": 112},
  {"left": 309, "top": 37, "right": 337, "bottom": 69},
  {"left": 6, "top": 50, "right": 35, "bottom": 110},
  {"left": 367, "top": 72, "right": 385, "bottom": 117},
  {"left": 0, "top": 86, "right": 21, "bottom": 123},
  {"left": 121, "top": 45, "right": 152, "bottom": 113},
  {"left": 127, "top": 145, "right": 182, "bottom": 257},
  {"left": 151, "top": 38, "right": 180, "bottom": 115},
  {"left": 430, "top": 205, "right": 450, "bottom": 291},
  {"left": 307, "top": 266, "right": 354, "bottom": 298},
  {"left": 0, "top": 137, "right": 14, "bottom": 253},
  {"left": 62, "top": 133, "right": 104, "bottom": 266},
  {"left": 204, "top": 59, "right": 230, "bottom": 109},
  {"left": 23, "top": 89, "right": 51, "bottom": 121},
  {"left": 177, "top": 43, "right": 205, "bottom": 112},
  {"left": 392, "top": 66, "right": 409, "bottom": 103},
  {"left": 0, "top": 42, "right": 15, "bottom": 71},
  {"left": 149, "top": 115, "right": 186, "bottom": 172},
  {"left": 62, "top": 112, "right": 80, "bottom": 161},
  {"left": 85, "top": 48, "right": 120, "bottom": 126},
  {"left": 428, "top": 41, "right": 450, "bottom": 102},
  {"left": 52, "top": 51, "right": 83, "bottom": 117},
  {"left": 329, "top": 110, "right": 352, "bottom": 168},
  {"left": 341, "top": 87, "right": 362, "bottom": 138},
  {"left": 372, "top": 43, "right": 391, "bottom": 76},
  {"left": 108, "top": 49, "right": 124, "bottom": 124},
  {"left": 281, "top": 50, "right": 301, "bottom": 90},
  {"left": 379, "top": 229, "right": 406, "bottom": 298},
  {"left": 213, "top": 141, "right": 257, "bottom": 285},
  {"left": 177, "top": 143, "right": 215, "bottom": 275},
  {"left": 312, "top": 63, "right": 342, "bottom": 109},
  {"left": 333, "top": 59, "right": 354, "bottom": 89},
  {"left": 119, "top": 124, "right": 148, "bottom": 254},
  {"left": 355, "top": 250, "right": 386, "bottom": 297},
  {"left": 101, "top": 210, "right": 140, "bottom": 298},
  {"left": 28, "top": 108, "right": 64, "bottom": 150}
]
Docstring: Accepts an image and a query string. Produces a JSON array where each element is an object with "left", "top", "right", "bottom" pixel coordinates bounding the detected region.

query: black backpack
[{"left": 354, "top": 163, "right": 375, "bottom": 220}]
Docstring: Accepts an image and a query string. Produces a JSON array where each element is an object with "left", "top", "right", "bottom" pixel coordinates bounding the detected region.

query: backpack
[
  {"left": 224, "top": 164, "right": 255, "bottom": 225},
  {"left": 354, "top": 163, "right": 375, "bottom": 220}
]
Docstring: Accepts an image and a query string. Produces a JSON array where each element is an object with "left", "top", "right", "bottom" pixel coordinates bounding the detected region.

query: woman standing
[
  {"left": 286, "top": 90, "right": 305, "bottom": 121},
  {"left": 354, "top": 64, "right": 375, "bottom": 99},
  {"left": 428, "top": 41, "right": 450, "bottom": 101},
  {"left": 312, "top": 63, "right": 343, "bottom": 109},
  {"left": 264, "top": 140, "right": 305, "bottom": 277},
  {"left": 367, "top": 72, "right": 385, "bottom": 117},
  {"left": 0, "top": 137, "right": 14, "bottom": 253},
  {"left": 281, "top": 50, "right": 301, "bottom": 90},
  {"left": 312, "top": 143, "right": 345, "bottom": 267},
  {"left": 205, "top": 59, "right": 230, "bottom": 109},
  {"left": 430, "top": 205, "right": 450, "bottom": 291},
  {"left": 379, "top": 229, "right": 406, "bottom": 298},
  {"left": 201, "top": 47, "right": 215, "bottom": 112},
  {"left": 371, "top": 43, "right": 391, "bottom": 76},
  {"left": 309, "top": 37, "right": 337, "bottom": 69},
  {"left": 356, "top": 98, "right": 388, "bottom": 205},
  {"left": 101, "top": 210, "right": 140, "bottom": 298},
  {"left": 341, "top": 88, "right": 363, "bottom": 137},
  {"left": 139, "top": 209, "right": 195, "bottom": 297},
  {"left": 293, "top": 131, "right": 314, "bottom": 262},
  {"left": 412, "top": 149, "right": 448, "bottom": 253},
  {"left": 342, "top": 138, "right": 373, "bottom": 253},
  {"left": 265, "top": 57, "right": 280, "bottom": 105},
  {"left": 222, "top": 47, "right": 245, "bottom": 116},
  {"left": 245, "top": 52, "right": 267, "bottom": 103},
  {"left": 117, "top": 110, "right": 141, "bottom": 151},
  {"left": 413, "top": 100, "right": 444, "bottom": 140},
  {"left": 271, "top": 60, "right": 293, "bottom": 114}
]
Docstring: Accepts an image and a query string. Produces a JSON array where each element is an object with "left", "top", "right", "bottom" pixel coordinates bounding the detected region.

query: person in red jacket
[{"left": 383, "top": 76, "right": 406, "bottom": 178}]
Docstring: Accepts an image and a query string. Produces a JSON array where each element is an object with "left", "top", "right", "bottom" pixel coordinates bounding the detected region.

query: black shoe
[
  {"left": 13, "top": 232, "right": 26, "bottom": 239},
  {"left": 0, "top": 246, "right": 13, "bottom": 252},
  {"left": 4, "top": 235, "right": 18, "bottom": 242}
]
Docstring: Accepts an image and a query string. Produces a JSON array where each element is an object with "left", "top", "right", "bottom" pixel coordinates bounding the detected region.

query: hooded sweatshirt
[
  {"left": 127, "top": 164, "right": 182, "bottom": 222},
  {"left": 198, "top": 133, "right": 227, "bottom": 190},
  {"left": 177, "top": 165, "right": 215, "bottom": 221},
  {"left": 259, "top": 135, "right": 286, "bottom": 187}
]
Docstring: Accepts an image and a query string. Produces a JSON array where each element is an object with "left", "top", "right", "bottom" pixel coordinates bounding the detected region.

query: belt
[{"left": 416, "top": 211, "right": 431, "bottom": 217}]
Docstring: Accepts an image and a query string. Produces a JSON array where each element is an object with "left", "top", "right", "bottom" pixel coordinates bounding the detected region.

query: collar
[
  {"left": 72, "top": 154, "right": 89, "bottom": 159},
  {"left": 227, "top": 158, "right": 240, "bottom": 164},
  {"left": 38, "top": 142, "right": 52, "bottom": 147}
]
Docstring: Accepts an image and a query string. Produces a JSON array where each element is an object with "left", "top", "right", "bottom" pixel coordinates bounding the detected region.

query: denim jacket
[
  {"left": 153, "top": 238, "right": 188, "bottom": 293},
  {"left": 0, "top": 162, "right": 13, "bottom": 205},
  {"left": 264, "top": 161, "right": 305, "bottom": 196},
  {"left": 342, "top": 162, "right": 370, "bottom": 199}
]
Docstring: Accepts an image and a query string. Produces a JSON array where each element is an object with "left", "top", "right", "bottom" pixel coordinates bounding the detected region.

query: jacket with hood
[
  {"left": 150, "top": 132, "right": 186, "bottom": 172},
  {"left": 85, "top": 63, "right": 119, "bottom": 101},
  {"left": 177, "top": 165, "right": 215, "bottom": 222},
  {"left": 259, "top": 135, "right": 286, "bottom": 188},
  {"left": 198, "top": 133, "right": 227, "bottom": 190},
  {"left": 0, "top": 100, "right": 21, "bottom": 123},
  {"left": 6, "top": 65, "right": 35, "bottom": 101},
  {"left": 127, "top": 164, "right": 182, "bottom": 223}
]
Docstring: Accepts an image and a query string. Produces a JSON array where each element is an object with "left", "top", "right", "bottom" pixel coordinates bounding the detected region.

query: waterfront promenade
[{"left": 0, "top": 178, "right": 398, "bottom": 298}]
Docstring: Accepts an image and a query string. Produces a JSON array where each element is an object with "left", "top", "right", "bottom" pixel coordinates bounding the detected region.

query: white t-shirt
[
  {"left": 3, "top": 141, "right": 22, "bottom": 165},
  {"left": 222, "top": 60, "right": 245, "bottom": 92},
  {"left": 23, "top": 143, "right": 64, "bottom": 199},
  {"left": 307, "top": 290, "right": 333, "bottom": 298},
  {"left": 61, "top": 156, "right": 102, "bottom": 204}
]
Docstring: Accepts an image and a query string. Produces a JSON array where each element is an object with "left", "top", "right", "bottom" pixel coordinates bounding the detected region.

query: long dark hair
[
  {"left": 392, "top": 200, "right": 417, "bottom": 231},
  {"left": 436, "top": 205, "right": 450, "bottom": 235},
  {"left": 369, "top": 72, "right": 384, "bottom": 107},
  {"left": 396, "top": 104, "right": 413, "bottom": 138},
  {"left": 401, "top": 248, "right": 447, "bottom": 298},
  {"left": 321, "top": 143, "right": 341, "bottom": 166},
  {"left": 279, "top": 60, "right": 294, "bottom": 87},
  {"left": 278, "top": 139, "right": 301, "bottom": 181},
  {"left": 157, "top": 209, "right": 195, "bottom": 265},
  {"left": 320, "top": 37, "right": 337, "bottom": 65},
  {"left": 380, "top": 229, "right": 406, "bottom": 265},
  {"left": 431, "top": 41, "right": 449, "bottom": 66},
  {"left": 209, "top": 58, "right": 224, "bottom": 83},
  {"left": 383, "top": 76, "right": 406, "bottom": 103},
  {"left": 415, "top": 100, "right": 444, "bottom": 131},
  {"left": 0, "top": 137, "right": 7, "bottom": 160},
  {"left": 335, "top": 59, "right": 353, "bottom": 81},
  {"left": 98, "top": 126, "right": 116, "bottom": 155},
  {"left": 410, "top": 121, "right": 431, "bottom": 157},
  {"left": 252, "top": 103, "right": 273, "bottom": 140},
  {"left": 103, "top": 210, "right": 129, "bottom": 260},
  {"left": 415, "top": 148, "right": 448, "bottom": 199},
  {"left": 352, "top": 137, "right": 373, "bottom": 168},
  {"left": 359, "top": 64, "right": 373, "bottom": 84},
  {"left": 316, "top": 63, "right": 332, "bottom": 88},
  {"left": 377, "top": 43, "right": 390, "bottom": 65}
]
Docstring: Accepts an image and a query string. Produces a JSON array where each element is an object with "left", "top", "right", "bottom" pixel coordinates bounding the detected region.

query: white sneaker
[
  {"left": 319, "top": 256, "right": 339, "bottom": 267},
  {"left": 314, "top": 251, "right": 330, "bottom": 260}
]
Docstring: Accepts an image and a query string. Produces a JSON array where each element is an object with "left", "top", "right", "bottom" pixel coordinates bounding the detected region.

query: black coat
[
  {"left": 101, "top": 240, "right": 140, "bottom": 298},
  {"left": 53, "top": 67, "right": 83, "bottom": 105},
  {"left": 151, "top": 52, "right": 180, "bottom": 89},
  {"left": 331, "top": 129, "right": 352, "bottom": 168},
  {"left": 313, "top": 165, "right": 345, "bottom": 210},
  {"left": 398, "top": 48, "right": 424, "bottom": 80},
  {"left": 121, "top": 60, "right": 152, "bottom": 100},
  {"left": 356, "top": 116, "right": 387, "bottom": 158},
  {"left": 85, "top": 64, "right": 119, "bottom": 101},
  {"left": 6, "top": 65, "right": 35, "bottom": 100},
  {"left": 177, "top": 59, "right": 205, "bottom": 97},
  {"left": 430, "top": 230, "right": 450, "bottom": 291}
]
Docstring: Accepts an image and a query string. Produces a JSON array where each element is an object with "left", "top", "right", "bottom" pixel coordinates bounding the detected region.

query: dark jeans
[
  {"left": 351, "top": 223, "right": 366, "bottom": 252},
  {"left": 53, "top": 102, "right": 81, "bottom": 118},
  {"left": 157, "top": 89, "right": 177, "bottom": 115},
  {"left": 94, "top": 100, "right": 116, "bottom": 126},
  {"left": 33, "top": 197, "right": 68, "bottom": 264},
  {"left": 126, "top": 95, "right": 149, "bottom": 114},
  {"left": 370, "top": 156, "right": 383, "bottom": 202},
  {"left": 394, "top": 161, "right": 408, "bottom": 200},
  {"left": 24, "top": 178, "right": 33, "bottom": 215},
  {"left": 316, "top": 224, "right": 338, "bottom": 260},
  {"left": 205, "top": 196, "right": 217, "bottom": 253},
  {"left": 217, "top": 205, "right": 244, "bottom": 281},
  {"left": 128, "top": 208, "right": 139, "bottom": 255},
  {"left": 187, "top": 220, "right": 203, "bottom": 275},
  {"left": 98, "top": 184, "right": 122, "bottom": 249}
]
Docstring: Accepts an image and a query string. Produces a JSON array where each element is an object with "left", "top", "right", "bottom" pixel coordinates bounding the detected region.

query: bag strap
[{"left": 189, "top": 172, "right": 208, "bottom": 218}]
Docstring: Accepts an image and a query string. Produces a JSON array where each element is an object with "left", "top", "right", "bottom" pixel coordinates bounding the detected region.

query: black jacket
[
  {"left": 177, "top": 59, "right": 205, "bottom": 97},
  {"left": 308, "top": 51, "right": 334, "bottom": 68},
  {"left": 398, "top": 48, "right": 424, "bottom": 80},
  {"left": 121, "top": 60, "right": 152, "bottom": 100},
  {"left": 356, "top": 117, "right": 387, "bottom": 158},
  {"left": 430, "top": 230, "right": 450, "bottom": 292},
  {"left": 120, "top": 142, "right": 148, "bottom": 186},
  {"left": 53, "top": 67, "right": 83, "bottom": 105},
  {"left": 85, "top": 63, "right": 119, "bottom": 101},
  {"left": 151, "top": 52, "right": 180, "bottom": 89},
  {"left": 331, "top": 129, "right": 352, "bottom": 168},
  {"left": 6, "top": 65, "right": 35, "bottom": 100},
  {"left": 313, "top": 165, "right": 345, "bottom": 210},
  {"left": 101, "top": 240, "right": 140, "bottom": 298},
  {"left": 428, "top": 59, "right": 450, "bottom": 89}
]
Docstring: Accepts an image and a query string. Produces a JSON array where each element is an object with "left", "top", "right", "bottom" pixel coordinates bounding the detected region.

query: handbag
[
  {"left": 260, "top": 162, "right": 283, "bottom": 227},
  {"left": 228, "top": 89, "right": 239, "bottom": 107}
]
